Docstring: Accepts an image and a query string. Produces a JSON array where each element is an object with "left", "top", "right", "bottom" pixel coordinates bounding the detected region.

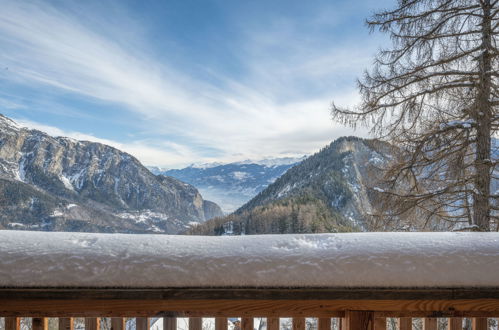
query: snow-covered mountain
[
  {"left": 188, "top": 137, "right": 397, "bottom": 235},
  {"left": 150, "top": 157, "right": 305, "bottom": 212},
  {"left": 0, "top": 114, "right": 223, "bottom": 233},
  {"left": 190, "top": 136, "right": 499, "bottom": 236}
]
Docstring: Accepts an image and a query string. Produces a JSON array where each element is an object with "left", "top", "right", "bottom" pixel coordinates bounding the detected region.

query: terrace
[{"left": 1, "top": 231, "right": 499, "bottom": 330}]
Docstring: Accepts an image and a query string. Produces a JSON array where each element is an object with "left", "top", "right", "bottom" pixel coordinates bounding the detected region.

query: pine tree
[{"left": 332, "top": 0, "right": 498, "bottom": 231}]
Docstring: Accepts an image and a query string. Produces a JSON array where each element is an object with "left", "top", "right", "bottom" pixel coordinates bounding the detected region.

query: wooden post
[
  {"left": 163, "top": 318, "right": 176, "bottom": 330},
  {"left": 136, "top": 318, "right": 150, "bottom": 330},
  {"left": 85, "top": 318, "right": 101, "bottom": 330},
  {"left": 190, "top": 318, "right": 202, "bottom": 330},
  {"left": 448, "top": 318, "right": 462, "bottom": 330},
  {"left": 472, "top": 318, "right": 487, "bottom": 330},
  {"left": 33, "top": 318, "right": 48, "bottom": 330},
  {"left": 423, "top": 318, "right": 438, "bottom": 330},
  {"left": 398, "top": 318, "right": 412, "bottom": 330},
  {"left": 216, "top": 318, "right": 228, "bottom": 330},
  {"left": 241, "top": 318, "right": 253, "bottom": 330},
  {"left": 344, "top": 311, "right": 374, "bottom": 330},
  {"left": 267, "top": 318, "right": 279, "bottom": 330},
  {"left": 374, "top": 318, "right": 386, "bottom": 330},
  {"left": 293, "top": 318, "right": 305, "bottom": 330},
  {"left": 5, "top": 318, "right": 20, "bottom": 330},
  {"left": 111, "top": 318, "right": 125, "bottom": 330},
  {"left": 318, "top": 318, "right": 331, "bottom": 330},
  {"left": 59, "top": 318, "right": 74, "bottom": 330}
]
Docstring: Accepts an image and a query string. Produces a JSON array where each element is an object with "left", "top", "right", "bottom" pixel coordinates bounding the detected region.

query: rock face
[
  {"left": 0, "top": 114, "right": 223, "bottom": 233},
  {"left": 188, "top": 137, "right": 396, "bottom": 235}
]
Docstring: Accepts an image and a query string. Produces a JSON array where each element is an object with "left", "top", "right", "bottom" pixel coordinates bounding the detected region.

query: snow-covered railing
[{"left": 1, "top": 231, "right": 499, "bottom": 330}]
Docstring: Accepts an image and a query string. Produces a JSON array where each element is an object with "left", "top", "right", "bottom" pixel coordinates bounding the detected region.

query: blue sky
[{"left": 0, "top": 0, "right": 393, "bottom": 168}]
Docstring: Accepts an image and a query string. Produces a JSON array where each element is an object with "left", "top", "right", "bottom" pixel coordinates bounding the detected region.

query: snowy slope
[{"left": 1, "top": 230, "right": 499, "bottom": 288}]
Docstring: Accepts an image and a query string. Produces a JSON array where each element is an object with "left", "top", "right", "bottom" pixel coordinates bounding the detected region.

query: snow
[
  {"left": 116, "top": 210, "right": 169, "bottom": 224},
  {"left": 51, "top": 210, "right": 64, "bottom": 217},
  {"left": 439, "top": 120, "right": 474, "bottom": 130},
  {"left": 69, "top": 169, "right": 86, "bottom": 190},
  {"left": 231, "top": 171, "right": 250, "bottom": 181},
  {"left": 186, "top": 156, "right": 306, "bottom": 170},
  {"left": 0, "top": 115, "right": 23, "bottom": 131},
  {"left": 7, "top": 223, "right": 26, "bottom": 228},
  {"left": 190, "top": 162, "right": 225, "bottom": 169},
  {"left": 1, "top": 231, "right": 499, "bottom": 288},
  {"left": 277, "top": 184, "right": 292, "bottom": 198},
  {"left": 59, "top": 174, "right": 75, "bottom": 191},
  {"left": 17, "top": 154, "right": 27, "bottom": 182}
]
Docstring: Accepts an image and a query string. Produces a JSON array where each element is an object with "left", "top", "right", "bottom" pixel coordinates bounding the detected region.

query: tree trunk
[{"left": 473, "top": 0, "right": 493, "bottom": 231}]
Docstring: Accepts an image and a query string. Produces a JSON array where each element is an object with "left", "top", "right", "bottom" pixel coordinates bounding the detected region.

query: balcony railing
[{"left": 1, "top": 231, "right": 499, "bottom": 330}]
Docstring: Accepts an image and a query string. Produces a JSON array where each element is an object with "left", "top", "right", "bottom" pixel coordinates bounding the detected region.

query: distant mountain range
[
  {"left": 188, "top": 137, "right": 397, "bottom": 235},
  {"left": 149, "top": 156, "right": 305, "bottom": 212},
  {"left": 189, "top": 136, "right": 499, "bottom": 236},
  {"left": 0, "top": 114, "right": 223, "bottom": 233},
  {"left": 5, "top": 111, "right": 494, "bottom": 236}
]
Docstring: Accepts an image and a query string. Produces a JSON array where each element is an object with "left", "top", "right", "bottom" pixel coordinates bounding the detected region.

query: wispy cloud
[
  {"left": 15, "top": 118, "right": 200, "bottom": 168},
  {"left": 0, "top": 0, "right": 374, "bottom": 167}
]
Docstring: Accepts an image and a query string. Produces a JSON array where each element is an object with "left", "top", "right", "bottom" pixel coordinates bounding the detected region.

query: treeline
[{"left": 186, "top": 194, "right": 358, "bottom": 235}]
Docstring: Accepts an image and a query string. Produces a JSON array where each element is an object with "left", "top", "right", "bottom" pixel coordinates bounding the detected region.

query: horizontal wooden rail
[
  {"left": 3, "top": 299, "right": 499, "bottom": 317},
  {"left": 2, "top": 288, "right": 499, "bottom": 300}
]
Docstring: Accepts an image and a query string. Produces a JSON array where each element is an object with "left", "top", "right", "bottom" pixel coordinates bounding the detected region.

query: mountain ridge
[
  {"left": 187, "top": 137, "right": 397, "bottom": 235},
  {"left": 151, "top": 159, "right": 302, "bottom": 212},
  {"left": 0, "top": 114, "right": 223, "bottom": 233}
]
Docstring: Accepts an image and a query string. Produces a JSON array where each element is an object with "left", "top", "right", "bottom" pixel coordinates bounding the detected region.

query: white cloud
[
  {"left": 0, "top": 0, "right": 374, "bottom": 167},
  {"left": 15, "top": 119, "right": 199, "bottom": 168}
]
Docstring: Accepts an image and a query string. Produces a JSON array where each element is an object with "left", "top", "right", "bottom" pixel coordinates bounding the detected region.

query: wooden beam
[
  {"left": 59, "top": 318, "right": 73, "bottom": 330},
  {"left": 472, "top": 318, "right": 487, "bottom": 330},
  {"left": 318, "top": 318, "right": 331, "bottom": 330},
  {"left": 32, "top": 318, "right": 48, "bottom": 330},
  {"left": 3, "top": 288, "right": 499, "bottom": 301},
  {"left": 293, "top": 318, "right": 305, "bottom": 330},
  {"left": 267, "top": 318, "right": 279, "bottom": 330},
  {"left": 423, "top": 318, "right": 437, "bottom": 330},
  {"left": 373, "top": 318, "right": 386, "bottom": 330},
  {"left": 163, "top": 317, "right": 176, "bottom": 330},
  {"left": 2, "top": 299, "right": 499, "bottom": 317},
  {"left": 241, "top": 317, "right": 253, "bottom": 330},
  {"left": 447, "top": 318, "right": 462, "bottom": 330},
  {"left": 398, "top": 318, "right": 412, "bottom": 330},
  {"left": 344, "top": 311, "right": 374, "bottom": 330},
  {"left": 189, "top": 318, "right": 202, "bottom": 330},
  {"left": 136, "top": 318, "right": 150, "bottom": 330},
  {"left": 4, "top": 317, "right": 20, "bottom": 330},
  {"left": 215, "top": 318, "right": 228, "bottom": 330},
  {"left": 85, "top": 318, "right": 101, "bottom": 330}
]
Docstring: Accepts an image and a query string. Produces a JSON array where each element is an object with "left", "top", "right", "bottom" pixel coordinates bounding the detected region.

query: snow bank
[{"left": 0, "top": 231, "right": 498, "bottom": 288}]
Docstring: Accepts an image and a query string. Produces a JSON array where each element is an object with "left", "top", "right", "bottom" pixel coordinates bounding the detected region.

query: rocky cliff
[{"left": 0, "top": 114, "right": 223, "bottom": 233}]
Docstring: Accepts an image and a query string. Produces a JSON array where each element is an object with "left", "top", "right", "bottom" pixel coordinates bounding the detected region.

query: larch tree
[{"left": 331, "top": 0, "right": 498, "bottom": 231}]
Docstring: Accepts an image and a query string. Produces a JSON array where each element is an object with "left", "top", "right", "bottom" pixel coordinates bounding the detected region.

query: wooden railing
[
  {"left": 1, "top": 288, "right": 499, "bottom": 330},
  {"left": 1, "top": 316, "right": 498, "bottom": 330}
]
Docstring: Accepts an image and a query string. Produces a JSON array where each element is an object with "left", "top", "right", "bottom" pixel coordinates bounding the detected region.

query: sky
[{"left": 0, "top": 0, "right": 393, "bottom": 168}]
